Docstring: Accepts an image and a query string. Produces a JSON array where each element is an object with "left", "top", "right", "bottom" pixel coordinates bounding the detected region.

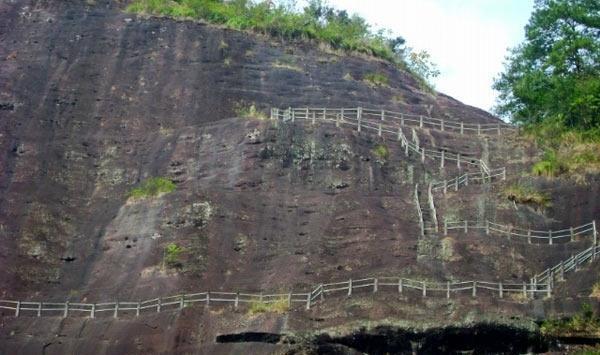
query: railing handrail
[
  {"left": 272, "top": 107, "right": 516, "bottom": 133},
  {"left": 443, "top": 219, "right": 597, "bottom": 245}
]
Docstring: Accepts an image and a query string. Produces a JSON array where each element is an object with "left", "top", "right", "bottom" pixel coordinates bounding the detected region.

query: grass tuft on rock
[
  {"left": 372, "top": 144, "right": 389, "bottom": 161},
  {"left": 235, "top": 103, "right": 268, "bottom": 120},
  {"left": 164, "top": 242, "right": 185, "bottom": 269},
  {"left": 247, "top": 297, "right": 289, "bottom": 315},
  {"left": 503, "top": 184, "right": 550, "bottom": 208},
  {"left": 129, "top": 177, "right": 176, "bottom": 199},
  {"left": 363, "top": 72, "right": 389, "bottom": 87},
  {"left": 540, "top": 304, "right": 600, "bottom": 338}
]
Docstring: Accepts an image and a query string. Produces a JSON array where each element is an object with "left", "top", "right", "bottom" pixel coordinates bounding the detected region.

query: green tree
[{"left": 493, "top": 0, "right": 600, "bottom": 130}]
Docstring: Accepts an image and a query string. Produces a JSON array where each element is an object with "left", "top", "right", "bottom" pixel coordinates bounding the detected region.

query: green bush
[
  {"left": 372, "top": 144, "right": 389, "bottom": 161},
  {"left": 541, "top": 303, "right": 600, "bottom": 337},
  {"left": 125, "top": 0, "right": 423, "bottom": 75},
  {"left": 527, "top": 122, "right": 600, "bottom": 180},
  {"left": 129, "top": 177, "right": 176, "bottom": 199},
  {"left": 503, "top": 183, "right": 551, "bottom": 208},
  {"left": 164, "top": 243, "right": 185, "bottom": 268},
  {"left": 363, "top": 72, "right": 389, "bottom": 87},
  {"left": 234, "top": 103, "right": 268, "bottom": 120}
]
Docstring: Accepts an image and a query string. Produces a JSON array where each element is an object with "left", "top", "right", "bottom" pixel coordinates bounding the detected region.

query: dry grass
[
  {"left": 502, "top": 184, "right": 551, "bottom": 208},
  {"left": 234, "top": 102, "right": 268, "bottom": 120},
  {"left": 591, "top": 282, "right": 600, "bottom": 298},
  {"left": 247, "top": 298, "right": 289, "bottom": 315}
]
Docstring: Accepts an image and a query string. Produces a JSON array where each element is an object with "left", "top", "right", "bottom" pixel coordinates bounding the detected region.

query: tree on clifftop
[{"left": 494, "top": 0, "right": 600, "bottom": 130}]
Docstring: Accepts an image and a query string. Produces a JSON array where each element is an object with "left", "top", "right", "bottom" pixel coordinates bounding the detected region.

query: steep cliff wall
[{"left": 1, "top": 1, "right": 599, "bottom": 354}]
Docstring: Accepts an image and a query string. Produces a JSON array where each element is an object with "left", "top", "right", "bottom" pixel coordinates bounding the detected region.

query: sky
[{"left": 324, "top": 0, "right": 535, "bottom": 112}]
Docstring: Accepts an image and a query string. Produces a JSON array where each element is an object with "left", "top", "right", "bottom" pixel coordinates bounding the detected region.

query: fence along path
[
  {"left": 271, "top": 107, "right": 490, "bottom": 172},
  {"left": 4, "top": 246, "right": 597, "bottom": 319},
  {"left": 443, "top": 220, "right": 597, "bottom": 245},
  {"left": 431, "top": 167, "right": 507, "bottom": 194},
  {"left": 0, "top": 276, "right": 558, "bottom": 319},
  {"left": 272, "top": 107, "right": 516, "bottom": 136}
]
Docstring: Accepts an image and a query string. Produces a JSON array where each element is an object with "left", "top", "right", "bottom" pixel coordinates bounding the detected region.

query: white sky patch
[{"left": 321, "top": 0, "right": 534, "bottom": 112}]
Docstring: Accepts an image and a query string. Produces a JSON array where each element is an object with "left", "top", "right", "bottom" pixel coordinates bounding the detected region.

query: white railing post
[
  {"left": 460, "top": 122, "right": 464, "bottom": 134},
  {"left": 457, "top": 153, "right": 461, "bottom": 169},
  {"left": 157, "top": 297, "right": 162, "bottom": 312},
  {"left": 398, "top": 278, "right": 403, "bottom": 293},
  {"left": 446, "top": 281, "right": 450, "bottom": 299},
  {"left": 136, "top": 301, "right": 140, "bottom": 317},
  {"left": 477, "top": 123, "right": 481, "bottom": 135},
  {"left": 419, "top": 115, "right": 423, "bottom": 128},
  {"left": 63, "top": 301, "right": 69, "bottom": 318},
  {"left": 306, "top": 293, "right": 311, "bottom": 310},
  {"left": 37, "top": 302, "right": 42, "bottom": 317},
  {"left": 90, "top": 303, "right": 95, "bottom": 319},
  {"left": 499, "top": 283, "right": 503, "bottom": 298},
  {"left": 381, "top": 109, "right": 385, "bottom": 121},
  {"left": 472, "top": 281, "right": 477, "bottom": 297},
  {"left": 357, "top": 107, "right": 362, "bottom": 132},
  {"left": 593, "top": 220, "right": 597, "bottom": 248},
  {"left": 373, "top": 278, "right": 378, "bottom": 293},
  {"left": 234, "top": 292, "right": 239, "bottom": 309},
  {"left": 114, "top": 301, "right": 119, "bottom": 319},
  {"left": 440, "top": 150, "right": 445, "bottom": 168},
  {"left": 348, "top": 279, "right": 352, "bottom": 296},
  {"left": 422, "top": 282, "right": 426, "bottom": 297},
  {"left": 15, "top": 301, "right": 20, "bottom": 317}
]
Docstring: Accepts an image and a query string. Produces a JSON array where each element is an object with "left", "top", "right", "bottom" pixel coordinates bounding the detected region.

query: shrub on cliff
[
  {"left": 129, "top": 177, "right": 176, "bottom": 199},
  {"left": 126, "top": 0, "right": 439, "bottom": 88}
]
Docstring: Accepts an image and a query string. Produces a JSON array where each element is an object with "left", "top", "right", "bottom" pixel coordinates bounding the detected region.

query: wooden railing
[
  {"left": 414, "top": 184, "right": 425, "bottom": 237},
  {"left": 443, "top": 220, "right": 597, "bottom": 245},
  {"left": 0, "top": 274, "right": 561, "bottom": 319},
  {"left": 431, "top": 168, "right": 506, "bottom": 193},
  {"left": 535, "top": 245, "right": 600, "bottom": 286},
  {"left": 271, "top": 107, "right": 516, "bottom": 135},
  {"left": 271, "top": 107, "right": 488, "bottom": 171},
  {"left": 427, "top": 183, "right": 439, "bottom": 233}
]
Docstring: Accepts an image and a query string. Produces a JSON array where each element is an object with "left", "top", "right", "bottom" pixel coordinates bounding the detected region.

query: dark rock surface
[{"left": 1, "top": 1, "right": 599, "bottom": 354}]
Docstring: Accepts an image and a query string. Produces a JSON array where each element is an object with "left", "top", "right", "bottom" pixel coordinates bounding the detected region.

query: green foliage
[
  {"left": 494, "top": 0, "right": 600, "bottom": 131},
  {"left": 234, "top": 102, "right": 268, "bottom": 119},
  {"left": 129, "top": 177, "right": 176, "bottom": 199},
  {"left": 540, "top": 303, "right": 600, "bottom": 337},
  {"left": 126, "top": 0, "right": 439, "bottom": 86},
  {"left": 526, "top": 120, "right": 600, "bottom": 179},
  {"left": 404, "top": 49, "right": 440, "bottom": 89},
  {"left": 164, "top": 243, "right": 185, "bottom": 268},
  {"left": 363, "top": 72, "right": 389, "bottom": 87},
  {"left": 503, "top": 183, "right": 551, "bottom": 208},
  {"left": 247, "top": 297, "right": 289, "bottom": 315},
  {"left": 372, "top": 144, "right": 389, "bottom": 161},
  {"left": 573, "top": 346, "right": 600, "bottom": 355}
]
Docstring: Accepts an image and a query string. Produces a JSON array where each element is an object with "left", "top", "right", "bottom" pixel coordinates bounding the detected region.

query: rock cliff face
[{"left": 1, "top": 1, "right": 599, "bottom": 354}]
